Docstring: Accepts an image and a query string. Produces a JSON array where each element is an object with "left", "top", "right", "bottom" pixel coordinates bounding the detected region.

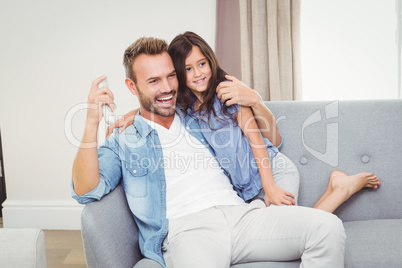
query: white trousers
[{"left": 162, "top": 202, "right": 346, "bottom": 268}]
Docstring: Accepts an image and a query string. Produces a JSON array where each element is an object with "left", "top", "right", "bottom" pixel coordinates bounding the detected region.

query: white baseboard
[{"left": 1, "top": 199, "right": 84, "bottom": 230}]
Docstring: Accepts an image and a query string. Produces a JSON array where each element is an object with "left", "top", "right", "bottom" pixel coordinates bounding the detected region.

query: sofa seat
[{"left": 343, "top": 219, "right": 402, "bottom": 267}]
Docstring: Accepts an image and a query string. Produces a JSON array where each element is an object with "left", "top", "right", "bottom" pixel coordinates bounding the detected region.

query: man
[{"left": 72, "top": 37, "right": 346, "bottom": 267}]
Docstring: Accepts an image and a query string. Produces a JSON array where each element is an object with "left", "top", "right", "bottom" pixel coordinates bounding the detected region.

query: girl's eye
[
  {"left": 185, "top": 67, "right": 191, "bottom": 72},
  {"left": 199, "top": 62, "right": 205, "bottom": 67}
]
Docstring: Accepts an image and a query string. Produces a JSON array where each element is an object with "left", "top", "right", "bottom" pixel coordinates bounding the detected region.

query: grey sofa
[{"left": 81, "top": 100, "right": 402, "bottom": 267}]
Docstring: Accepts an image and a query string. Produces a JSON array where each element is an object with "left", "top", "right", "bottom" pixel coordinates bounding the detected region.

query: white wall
[
  {"left": 301, "top": 0, "right": 399, "bottom": 100},
  {"left": 0, "top": 0, "right": 216, "bottom": 229}
]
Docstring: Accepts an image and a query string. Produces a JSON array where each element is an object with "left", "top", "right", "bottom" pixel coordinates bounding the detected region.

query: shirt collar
[
  {"left": 132, "top": 111, "right": 154, "bottom": 138},
  {"left": 175, "top": 106, "right": 188, "bottom": 119},
  {"left": 133, "top": 109, "right": 190, "bottom": 138}
]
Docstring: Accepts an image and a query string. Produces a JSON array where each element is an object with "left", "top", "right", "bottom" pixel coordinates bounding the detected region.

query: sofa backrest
[{"left": 266, "top": 100, "right": 402, "bottom": 222}]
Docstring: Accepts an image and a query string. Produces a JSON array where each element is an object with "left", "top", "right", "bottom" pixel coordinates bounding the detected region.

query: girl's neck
[
  {"left": 191, "top": 99, "right": 201, "bottom": 112},
  {"left": 192, "top": 92, "right": 205, "bottom": 112}
]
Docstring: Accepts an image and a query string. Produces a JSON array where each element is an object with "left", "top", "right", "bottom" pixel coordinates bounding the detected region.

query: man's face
[{"left": 132, "top": 52, "right": 178, "bottom": 120}]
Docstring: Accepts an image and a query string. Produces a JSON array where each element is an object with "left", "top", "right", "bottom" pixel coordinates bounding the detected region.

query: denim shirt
[
  {"left": 71, "top": 110, "right": 214, "bottom": 268},
  {"left": 188, "top": 95, "right": 279, "bottom": 201}
]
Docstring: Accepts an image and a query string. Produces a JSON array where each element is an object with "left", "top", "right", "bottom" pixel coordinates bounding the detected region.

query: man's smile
[{"left": 156, "top": 93, "right": 175, "bottom": 105}]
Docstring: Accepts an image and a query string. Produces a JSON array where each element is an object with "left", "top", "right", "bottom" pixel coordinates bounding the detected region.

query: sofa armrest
[
  {"left": 0, "top": 228, "right": 46, "bottom": 268},
  {"left": 81, "top": 184, "right": 142, "bottom": 268}
]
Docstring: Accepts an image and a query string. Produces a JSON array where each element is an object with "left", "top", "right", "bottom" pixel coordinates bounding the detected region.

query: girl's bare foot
[
  {"left": 330, "top": 170, "right": 381, "bottom": 199},
  {"left": 313, "top": 170, "right": 381, "bottom": 213}
]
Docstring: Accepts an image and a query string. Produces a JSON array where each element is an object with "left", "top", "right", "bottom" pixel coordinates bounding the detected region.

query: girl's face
[{"left": 184, "top": 46, "right": 212, "bottom": 101}]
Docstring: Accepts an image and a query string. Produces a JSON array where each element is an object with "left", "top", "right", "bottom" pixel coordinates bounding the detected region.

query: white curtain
[{"left": 239, "top": 0, "right": 302, "bottom": 101}]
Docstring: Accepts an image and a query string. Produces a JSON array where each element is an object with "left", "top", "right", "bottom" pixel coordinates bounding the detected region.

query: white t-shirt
[{"left": 141, "top": 114, "right": 244, "bottom": 219}]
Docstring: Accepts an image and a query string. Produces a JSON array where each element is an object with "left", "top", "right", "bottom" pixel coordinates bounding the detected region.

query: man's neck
[{"left": 139, "top": 109, "right": 175, "bottom": 129}]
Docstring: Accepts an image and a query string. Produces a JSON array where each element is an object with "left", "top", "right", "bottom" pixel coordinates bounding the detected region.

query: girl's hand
[
  {"left": 264, "top": 184, "right": 296, "bottom": 207},
  {"left": 216, "top": 74, "right": 262, "bottom": 107},
  {"left": 106, "top": 109, "right": 137, "bottom": 138}
]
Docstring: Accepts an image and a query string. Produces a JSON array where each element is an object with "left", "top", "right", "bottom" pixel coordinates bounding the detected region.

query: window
[{"left": 301, "top": 0, "right": 401, "bottom": 100}]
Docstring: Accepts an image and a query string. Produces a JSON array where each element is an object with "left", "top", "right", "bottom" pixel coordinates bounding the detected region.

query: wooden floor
[
  {"left": 44, "top": 230, "right": 87, "bottom": 268},
  {"left": 0, "top": 218, "right": 87, "bottom": 268}
]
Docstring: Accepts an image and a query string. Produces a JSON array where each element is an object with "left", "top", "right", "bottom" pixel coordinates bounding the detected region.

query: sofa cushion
[
  {"left": 344, "top": 219, "right": 402, "bottom": 267},
  {"left": 266, "top": 100, "right": 402, "bottom": 222}
]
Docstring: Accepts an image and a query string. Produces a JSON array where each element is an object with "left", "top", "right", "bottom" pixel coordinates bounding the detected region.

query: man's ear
[{"left": 125, "top": 78, "right": 138, "bottom": 96}]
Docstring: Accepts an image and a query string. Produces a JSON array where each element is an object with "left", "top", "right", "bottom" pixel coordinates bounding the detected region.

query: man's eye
[
  {"left": 169, "top": 73, "right": 176, "bottom": 78},
  {"left": 149, "top": 80, "right": 157, "bottom": 83}
]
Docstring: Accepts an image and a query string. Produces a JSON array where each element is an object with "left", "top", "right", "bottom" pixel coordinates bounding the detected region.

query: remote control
[{"left": 98, "top": 77, "right": 116, "bottom": 125}]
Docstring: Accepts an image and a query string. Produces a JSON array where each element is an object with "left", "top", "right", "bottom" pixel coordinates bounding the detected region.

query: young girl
[
  {"left": 109, "top": 32, "right": 381, "bottom": 211},
  {"left": 167, "top": 31, "right": 296, "bottom": 206}
]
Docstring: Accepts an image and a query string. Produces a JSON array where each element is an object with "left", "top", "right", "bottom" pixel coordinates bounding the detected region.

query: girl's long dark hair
[{"left": 168, "top": 31, "right": 235, "bottom": 125}]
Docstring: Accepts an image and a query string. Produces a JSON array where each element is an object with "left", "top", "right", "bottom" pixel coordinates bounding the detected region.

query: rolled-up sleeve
[{"left": 71, "top": 177, "right": 107, "bottom": 204}]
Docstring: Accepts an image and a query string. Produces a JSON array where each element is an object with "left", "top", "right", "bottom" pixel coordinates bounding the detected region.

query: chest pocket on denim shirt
[{"left": 123, "top": 161, "right": 148, "bottom": 197}]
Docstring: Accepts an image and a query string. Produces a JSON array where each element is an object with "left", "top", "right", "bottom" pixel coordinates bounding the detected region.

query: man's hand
[
  {"left": 217, "top": 74, "right": 282, "bottom": 147},
  {"left": 216, "top": 74, "right": 262, "bottom": 107},
  {"left": 264, "top": 184, "right": 296, "bottom": 207},
  {"left": 86, "top": 75, "right": 116, "bottom": 127}
]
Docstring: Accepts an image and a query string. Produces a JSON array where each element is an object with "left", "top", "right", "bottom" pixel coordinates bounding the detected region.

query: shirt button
[
  {"left": 186, "top": 126, "right": 190, "bottom": 130},
  {"left": 201, "top": 139, "right": 205, "bottom": 142},
  {"left": 133, "top": 169, "right": 137, "bottom": 174}
]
